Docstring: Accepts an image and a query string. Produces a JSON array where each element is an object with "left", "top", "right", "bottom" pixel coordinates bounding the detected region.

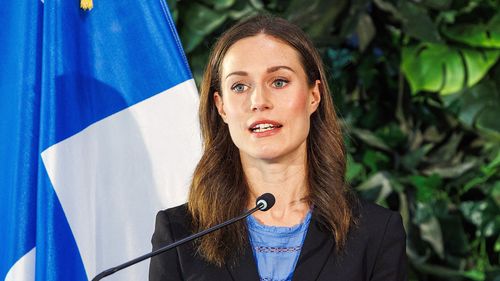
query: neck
[{"left": 241, "top": 149, "right": 310, "bottom": 227}]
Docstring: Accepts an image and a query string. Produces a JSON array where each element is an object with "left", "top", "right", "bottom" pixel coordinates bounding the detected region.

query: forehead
[{"left": 221, "top": 34, "right": 304, "bottom": 76}]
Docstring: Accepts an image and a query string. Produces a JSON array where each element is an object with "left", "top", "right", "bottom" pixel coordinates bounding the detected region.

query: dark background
[{"left": 169, "top": 0, "right": 500, "bottom": 280}]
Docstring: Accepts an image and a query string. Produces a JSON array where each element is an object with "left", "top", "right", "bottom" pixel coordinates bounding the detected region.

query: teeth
[{"left": 251, "top": 123, "right": 281, "bottom": 132}]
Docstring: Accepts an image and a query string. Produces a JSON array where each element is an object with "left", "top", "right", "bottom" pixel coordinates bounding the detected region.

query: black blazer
[{"left": 149, "top": 201, "right": 407, "bottom": 281}]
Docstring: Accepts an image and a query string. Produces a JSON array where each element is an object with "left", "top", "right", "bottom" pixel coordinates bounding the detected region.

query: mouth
[{"left": 249, "top": 121, "right": 283, "bottom": 133}]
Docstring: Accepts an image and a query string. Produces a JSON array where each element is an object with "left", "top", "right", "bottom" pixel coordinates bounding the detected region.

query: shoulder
[
  {"left": 303, "top": 201, "right": 407, "bottom": 280},
  {"left": 322, "top": 200, "right": 408, "bottom": 279},
  {"left": 156, "top": 203, "right": 190, "bottom": 224},
  {"left": 150, "top": 204, "right": 192, "bottom": 280},
  {"left": 352, "top": 201, "right": 408, "bottom": 280},
  {"left": 358, "top": 200, "right": 403, "bottom": 226},
  {"left": 353, "top": 200, "right": 405, "bottom": 242},
  {"left": 152, "top": 203, "right": 192, "bottom": 243},
  {"left": 346, "top": 198, "right": 406, "bottom": 261}
]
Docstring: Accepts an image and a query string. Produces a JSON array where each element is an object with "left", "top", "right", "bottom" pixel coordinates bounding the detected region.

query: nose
[{"left": 250, "top": 86, "right": 273, "bottom": 111}]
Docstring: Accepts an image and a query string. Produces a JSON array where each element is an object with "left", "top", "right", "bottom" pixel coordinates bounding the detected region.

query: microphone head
[{"left": 255, "top": 193, "right": 275, "bottom": 211}]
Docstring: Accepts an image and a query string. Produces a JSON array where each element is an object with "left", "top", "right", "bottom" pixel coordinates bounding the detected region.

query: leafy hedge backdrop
[{"left": 168, "top": 0, "right": 500, "bottom": 280}]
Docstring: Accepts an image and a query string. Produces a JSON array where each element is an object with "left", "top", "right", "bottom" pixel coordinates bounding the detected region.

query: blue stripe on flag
[
  {"left": 35, "top": 167, "right": 87, "bottom": 280},
  {"left": 0, "top": 0, "right": 43, "bottom": 279}
]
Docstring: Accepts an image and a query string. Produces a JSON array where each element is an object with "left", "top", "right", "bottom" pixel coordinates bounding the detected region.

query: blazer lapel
[
  {"left": 226, "top": 242, "right": 260, "bottom": 281},
  {"left": 292, "top": 215, "right": 335, "bottom": 281}
]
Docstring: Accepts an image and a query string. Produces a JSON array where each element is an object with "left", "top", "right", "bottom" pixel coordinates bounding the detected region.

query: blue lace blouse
[{"left": 246, "top": 211, "right": 312, "bottom": 281}]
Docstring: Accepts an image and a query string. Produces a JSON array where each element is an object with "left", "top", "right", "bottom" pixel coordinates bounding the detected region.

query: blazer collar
[
  {"left": 226, "top": 215, "right": 334, "bottom": 281},
  {"left": 292, "top": 215, "right": 335, "bottom": 281},
  {"left": 226, "top": 239, "right": 260, "bottom": 281}
]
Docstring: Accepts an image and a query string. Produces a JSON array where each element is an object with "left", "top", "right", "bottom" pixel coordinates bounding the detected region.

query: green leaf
[
  {"left": 166, "top": 0, "right": 178, "bottom": 22},
  {"left": 356, "top": 172, "right": 393, "bottom": 204},
  {"left": 442, "top": 80, "right": 500, "bottom": 137},
  {"left": 420, "top": 0, "right": 452, "bottom": 10},
  {"left": 346, "top": 154, "right": 365, "bottom": 183},
  {"left": 463, "top": 175, "right": 489, "bottom": 195},
  {"left": 414, "top": 202, "right": 433, "bottom": 224},
  {"left": 462, "top": 269, "right": 485, "bottom": 281},
  {"left": 356, "top": 13, "right": 376, "bottom": 52},
  {"left": 248, "top": 0, "right": 264, "bottom": 10},
  {"left": 423, "top": 160, "right": 476, "bottom": 179},
  {"left": 373, "top": 0, "right": 403, "bottom": 21},
  {"left": 476, "top": 106, "right": 500, "bottom": 140},
  {"left": 410, "top": 174, "right": 443, "bottom": 202},
  {"left": 187, "top": 49, "right": 210, "bottom": 85},
  {"left": 327, "top": 48, "right": 354, "bottom": 79},
  {"left": 440, "top": 214, "right": 469, "bottom": 255},
  {"left": 351, "top": 128, "right": 391, "bottom": 151},
  {"left": 228, "top": 0, "right": 257, "bottom": 20},
  {"left": 415, "top": 203, "right": 445, "bottom": 258},
  {"left": 443, "top": 12, "right": 500, "bottom": 48},
  {"left": 399, "top": 1, "right": 443, "bottom": 43},
  {"left": 486, "top": 150, "right": 500, "bottom": 171},
  {"left": 491, "top": 182, "right": 500, "bottom": 208},
  {"left": 401, "top": 144, "right": 432, "bottom": 171},
  {"left": 428, "top": 133, "right": 462, "bottom": 164},
  {"left": 422, "top": 126, "right": 446, "bottom": 142},
  {"left": 460, "top": 201, "right": 488, "bottom": 227},
  {"left": 285, "top": 0, "right": 348, "bottom": 41},
  {"left": 485, "top": 269, "right": 500, "bottom": 281},
  {"left": 409, "top": 258, "right": 485, "bottom": 279},
  {"left": 180, "top": 3, "right": 228, "bottom": 52},
  {"left": 200, "top": 0, "right": 236, "bottom": 10},
  {"left": 460, "top": 200, "right": 500, "bottom": 237},
  {"left": 483, "top": 216, "right": 500, "bottom": 237},
  {"left": 420, "top": 217, "right": 444, "bottom": 259},
  {"left": 495, "top": 236, "right": 500, "bottom": 252},
  {"left": 402, "top": 44, "right": 462, "bottom": 94},
  {"left": 463, "top": 49, "right": 500, "bottom": 88},
  {"left": 375, "top": 123, "right": 407, "bottom": 148},
  {"left": 362, "top": 150, "right": 390, "bottom": 172},
  {"left": 444, "top": 81, "right": 497, "bottom": 127},
  {"left": 402, "top": 43, "right": 500, "bottom": 94}
]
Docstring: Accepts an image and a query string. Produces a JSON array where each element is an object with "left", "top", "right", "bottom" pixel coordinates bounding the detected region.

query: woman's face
[{"left": 214, "top": 34, "right": 320, "bottom": 163}]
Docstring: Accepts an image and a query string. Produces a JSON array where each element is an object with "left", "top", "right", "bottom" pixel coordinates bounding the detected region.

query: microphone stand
[{"left": 92, "top": 203, "right": 265, "bottom": 281}]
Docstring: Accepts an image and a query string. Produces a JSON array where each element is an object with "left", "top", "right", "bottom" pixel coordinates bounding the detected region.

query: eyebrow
[{"left": 225, "top": 65, "right": 296, "bottom": 80}]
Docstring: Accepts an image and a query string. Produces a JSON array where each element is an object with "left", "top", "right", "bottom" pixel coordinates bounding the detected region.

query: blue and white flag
[{"left": 0, "top": 1, "right": 201, "bottom": 280}]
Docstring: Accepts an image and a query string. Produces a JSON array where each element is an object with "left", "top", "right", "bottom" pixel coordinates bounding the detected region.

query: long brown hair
[{"left": 188, "top": 14, "right": 357, "bottom": 266}]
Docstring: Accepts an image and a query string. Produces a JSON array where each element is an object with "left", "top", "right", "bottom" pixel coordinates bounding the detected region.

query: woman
[{"left": 150, "top": 14, "right": 407, "bottom": 281}]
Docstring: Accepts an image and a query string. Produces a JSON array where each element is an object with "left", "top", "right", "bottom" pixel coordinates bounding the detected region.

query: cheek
[
  {"left": 223, "top": 102, "right": 245, "bottom": 122},
  {"left": 285, "top": 90, "right": 310, "bottom": 115},
  {"left": 221, "top": 97, "right": 247, "bottom": 133},
  {"left": 220, "top": 94, "right": 240, "bottom": 115}
]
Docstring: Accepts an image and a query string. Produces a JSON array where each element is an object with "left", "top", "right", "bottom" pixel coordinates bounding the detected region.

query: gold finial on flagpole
[{"left": 80, "top": 0, "right": 93, "bottom": 10}]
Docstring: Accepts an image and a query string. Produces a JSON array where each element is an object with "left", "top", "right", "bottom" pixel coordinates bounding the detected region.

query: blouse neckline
[{"left": 247, "top": 211, "right": 312, "bottom": 236}]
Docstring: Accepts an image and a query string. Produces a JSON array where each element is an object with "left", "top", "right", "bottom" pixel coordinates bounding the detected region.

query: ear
[
  {"left": 214, "top": 92, "right": 228, "bottom": 123},
  {"left": 308, "top": 80, "right": 321, "bottom": 114}
]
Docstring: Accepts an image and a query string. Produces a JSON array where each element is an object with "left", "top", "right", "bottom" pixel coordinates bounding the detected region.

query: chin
[
  {"left": 254, "top": 148, "right": 302, "bottom": 163},
  {"left": 241, "top": 148, "right": 284, "bottom": 162}
]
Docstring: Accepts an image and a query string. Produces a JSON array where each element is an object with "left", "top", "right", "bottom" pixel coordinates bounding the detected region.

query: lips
[{"left": 249, "top": 120, "right": 283, "bottom": 133}]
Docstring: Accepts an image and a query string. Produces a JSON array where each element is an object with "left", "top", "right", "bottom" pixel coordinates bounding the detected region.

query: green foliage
[
  {"left": 398, "top": 4, "right": 500, "bottom": 95},
  {"left": 402, "top": 44, "right": 499, "bottom": 94},
  {"left": 444, "top": 79, "right": 500, "bottom": 140},
  {"left": 443, "top": 13, "right": 500, "bottom": 48},
  {"left": 169, "top": 0, "right": 500, "bottom": 280},
  {"left": 179, "top": 2, "right": 228, "bottom": 52}
]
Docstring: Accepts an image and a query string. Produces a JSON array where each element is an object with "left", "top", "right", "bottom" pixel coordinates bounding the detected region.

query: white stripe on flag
[
  {"left": 41, "top": 79, "right": 201, "bottom": 280},
  {"left": 5, "top": 247, "right": 36, "bottom": 281}
]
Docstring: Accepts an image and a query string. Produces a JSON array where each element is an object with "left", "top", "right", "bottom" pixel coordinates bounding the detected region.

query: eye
[
  {"left": 272, "top": 78, "right": 289, "bottom": 88},
  {"left": 231, "top": 83, "right": 248, "bottom": 93}
]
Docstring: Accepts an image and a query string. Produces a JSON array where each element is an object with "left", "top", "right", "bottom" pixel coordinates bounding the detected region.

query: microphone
[
  {"left": 256, "top": 193, "right": 275, "bottom": 211},
  {"left": 92, "top": 193, "right": 275, "bottom": 281}
]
